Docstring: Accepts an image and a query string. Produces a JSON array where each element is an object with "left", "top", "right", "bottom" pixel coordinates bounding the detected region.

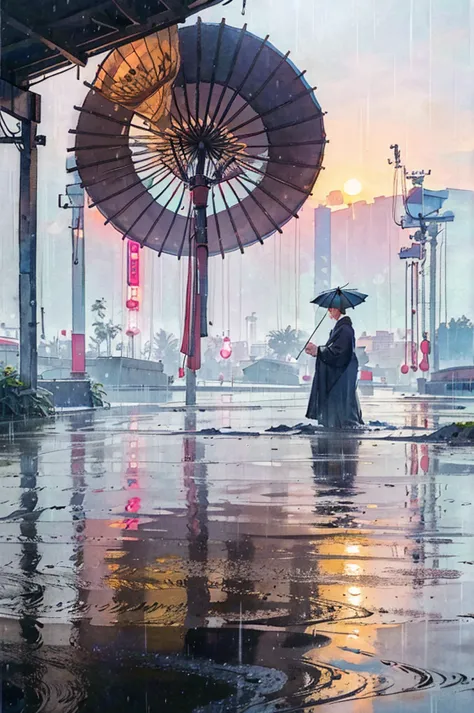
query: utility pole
[
  {"left": 1, "top": 80, "right": 43, "bottom": 391},
  {"left": 428, "top": 222, "right": 440, "bottom": 372},
  {"left": 60, "top": 157, "right": 86, "bottom": 377},
  {"left": 186, "top": 369, "right": 197, "bottom": 406},
  {"left": 18, "top": 119, "right": 39, "bottom": 390},
  {"left": 389, "top": 144, "right": 453, "bottom": 376}
]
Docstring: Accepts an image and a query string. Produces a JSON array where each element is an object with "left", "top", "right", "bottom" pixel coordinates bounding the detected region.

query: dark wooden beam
[
  {"left": 161, "top": 0, "right": 187, "bottom": 16},
  {"left": 5, "top": 13, "right": 88, "bottom": 67},
  {"left": 111, "top": 0, "right": 144, "bottom": 24},
  {"left": 1, "top": 0, "right": 225, "bottom": 84},
  {"left": 1, "top": 1, "right": 113, "bottom": 53},
  {"left": 0, "top": 78, "right": 41, "bottom": 122},
  {"left": 18, "top": 118, "right": 39, "bottom": 391}
]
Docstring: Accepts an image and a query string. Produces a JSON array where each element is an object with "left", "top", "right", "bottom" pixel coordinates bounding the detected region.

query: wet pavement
[{"left": 0, "top": 393, "right": 473, "bottom": 712}]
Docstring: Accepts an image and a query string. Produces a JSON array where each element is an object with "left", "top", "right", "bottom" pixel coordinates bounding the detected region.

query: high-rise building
[
  {"left": 316, "top": 190, "right": 473, "bottom": 337},
  {"left": 314, "top": 205, "right": 331, "bottom": 295}
]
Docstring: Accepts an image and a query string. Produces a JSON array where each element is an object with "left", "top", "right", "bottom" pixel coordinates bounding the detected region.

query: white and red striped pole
[
  {"left": 65, "top": 157, "right": 86, "bottom": 376},
  {"left": 71, "top": 222, "right": 85, "bottom": 375}
]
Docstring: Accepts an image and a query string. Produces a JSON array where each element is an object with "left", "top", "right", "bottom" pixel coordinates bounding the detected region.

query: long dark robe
[{"left": 306, "top": 315, "right": 363, "bottom": 428}]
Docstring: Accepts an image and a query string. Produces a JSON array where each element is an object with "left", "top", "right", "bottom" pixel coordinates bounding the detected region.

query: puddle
[{"left": 0, "top": 403, "right": 473, "bottom": 712}]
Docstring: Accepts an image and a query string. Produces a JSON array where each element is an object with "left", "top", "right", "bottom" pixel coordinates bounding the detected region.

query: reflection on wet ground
[
  {"left": 0, "top": 395, "right": 473, "bottom": 711},
  {"left": 105, "top": 391, "right": 474, "bottom": 435}
]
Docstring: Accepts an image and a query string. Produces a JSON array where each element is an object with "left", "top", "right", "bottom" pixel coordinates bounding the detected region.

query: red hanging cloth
[
  {"left": 180, "top": 181, "right": 210, "bottom": 374},
  {"left": 180, "top": 241, "right": 202, "bottom": 372}
]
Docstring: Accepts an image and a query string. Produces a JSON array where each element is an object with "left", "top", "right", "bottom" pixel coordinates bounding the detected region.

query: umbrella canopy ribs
[{"left": 70, "top": 18, "right": 326, "bottom": 380}]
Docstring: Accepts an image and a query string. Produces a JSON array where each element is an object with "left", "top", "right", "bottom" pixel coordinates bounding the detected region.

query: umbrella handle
[{"left": 296, "top": 312, "right": 327, "bottom": 360}]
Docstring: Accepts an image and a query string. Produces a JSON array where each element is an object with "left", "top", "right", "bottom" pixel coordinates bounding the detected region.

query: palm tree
[
  {"left": 142, "top": 341, "right": 152, "bottom": 360},
  {"left": 91, "top": 298, "right": 107, "bottom": 321},
  {"left": 153, "top": 329, "right": 179, "bottom": 373},
  {"left": 267, "top": 325, "right": 305, "bottom": 360},
  {"left": 90, "top": 322, "right": 108, "bottom": 357},
  {"left": 105, "top": 321, "right": 122, "bottom": 357},
  {"left": 90, "top": 299, "right": 121, "bottom": 357}
]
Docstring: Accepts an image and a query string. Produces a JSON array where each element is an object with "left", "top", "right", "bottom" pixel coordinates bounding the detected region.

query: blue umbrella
[
  {"left": 310, "top": 286, "right": 368, "bottom": 310},
  {"left": 296, "top": 286, "right": 368, "bottom": 359}
]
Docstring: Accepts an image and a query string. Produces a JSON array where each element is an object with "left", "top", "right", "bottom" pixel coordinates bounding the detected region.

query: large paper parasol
[
  {"left": 72, "top": 20, "right": 326, "bottom": 256},
  {"left": 71, "top": 19, "right": 326, "bottom": 377}
]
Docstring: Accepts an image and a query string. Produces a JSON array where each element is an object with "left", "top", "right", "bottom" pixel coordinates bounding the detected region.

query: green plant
[
  {"left": 153, "top": 329, "right": 179, "bottom": 373},
  {"left": 2, "top": 365, "right": 22, "bottom": 387},
  {"left": 267, "top": 326, "right": 306, "bottom": 360},
  {"left": 91, "top": 381, "right": 110, "bottom": 409},
  {"left": 90, "top": 299, "right": 122, "bottom": 357},
  {"left": 0, "top": 367, "right": 54, "bottom": 420}
]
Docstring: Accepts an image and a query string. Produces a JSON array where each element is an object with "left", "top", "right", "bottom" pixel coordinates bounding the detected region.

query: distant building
[
  {"left": 317, "top": 190, "right": 474, "bottom": 338},
  {"left": 358, "top": 331, "right": 395, "bottom": 352},
  {"left": 230, "top": 340, "right": 249, "bottom": 363},
  {"left": 357, "top": 330, "right": 405, "bottom": 383},
  {"left": 249, "top": 342, "right": 268, "bottom": 359},
  {"left": 314, "top": 205, "right": 331, "bottom": 294},
  {"left": 245, "top": 313, "right": 258, "bottom": 348},
  {"left": 243, "top": 358, "right": 299, "bottom": 386}
]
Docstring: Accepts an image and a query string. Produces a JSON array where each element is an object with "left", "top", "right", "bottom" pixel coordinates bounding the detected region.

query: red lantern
[
  {"left": 419, "top": 338, "right": 430, "bottom": 372},
  {"left": 125, "top": 496, "right": 141, "bottom": 514},
  {"left": 126, "top": 327, "right": 140, "bottom": 338},
  {"left": 220, "top": 336, "right": 232, "bottom": 360},
  {"left": 401, "top": 364, "right": 409, "bottom": 374},
  {"left": 126, "top": 298, "right": 139, "bottom": 311}
]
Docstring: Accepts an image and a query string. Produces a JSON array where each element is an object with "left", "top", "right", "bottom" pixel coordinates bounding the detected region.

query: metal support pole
[
  {"left": 186, "top": 368, "right": 197, "bottom": 406},
  {"left": 71, "top": 220, "right": 86, "bottom": 376},
  {"left": 67, "top": 164, "right": 86, "bottom": 377},
  {"left": 185, "top": 145, "right": 208, "bottom": 407},
  {"left": 429, "top": 232, "right": 439, "bottom": 373},
  {"left": 421, "top": 252, "right": 426, "bottom": 336},
  {"left": 19, "top": 120, "right": 38, "bottom": 390}
]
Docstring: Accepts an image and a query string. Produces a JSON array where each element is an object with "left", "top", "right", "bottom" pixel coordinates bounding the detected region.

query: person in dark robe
[{"left": 305, "top": 307, "right": 363, "bottom": 428}]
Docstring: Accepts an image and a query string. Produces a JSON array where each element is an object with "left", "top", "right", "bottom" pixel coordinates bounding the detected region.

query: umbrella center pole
[
  {"left": 186, "top": 147, "right": 210, "bottom": 407},
  {"left": 192, "top": 176, "right": 210, "bottom": 339}
]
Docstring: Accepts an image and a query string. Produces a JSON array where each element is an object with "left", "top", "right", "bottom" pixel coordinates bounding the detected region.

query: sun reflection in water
[
  {"left": 345, "top": 544, "right": 360, "bottom": 555},
  {"left": 347, "top": 586, "right": 362, "bottom": 606}
]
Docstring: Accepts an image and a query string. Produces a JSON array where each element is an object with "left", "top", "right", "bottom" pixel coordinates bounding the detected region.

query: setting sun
[{"left": 344, "top": 178, "right": 363, "bottom": 196}]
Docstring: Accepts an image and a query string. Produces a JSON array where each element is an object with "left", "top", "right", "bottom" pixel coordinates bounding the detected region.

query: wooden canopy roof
[{"left": 0, "top": 0, "right": 225, "bottom": 86}]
